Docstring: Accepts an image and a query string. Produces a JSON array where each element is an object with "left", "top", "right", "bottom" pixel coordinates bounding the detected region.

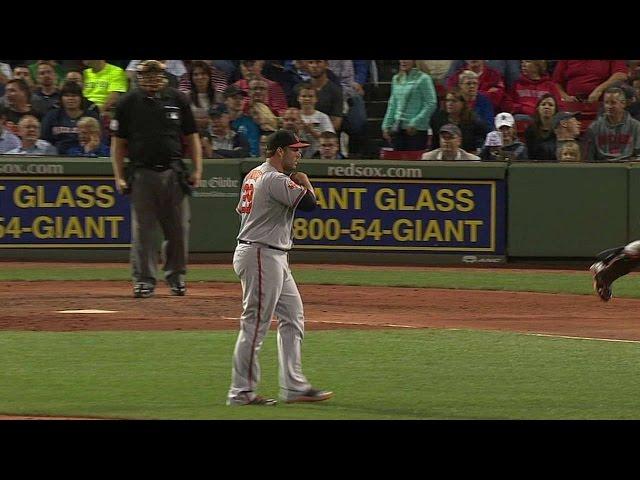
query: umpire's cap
[
  {"left": 136, "top": 60, "right": 166, "bottom": 74},
  {"left": 267, "top": 130, "right": 310, "bottom": 151}
]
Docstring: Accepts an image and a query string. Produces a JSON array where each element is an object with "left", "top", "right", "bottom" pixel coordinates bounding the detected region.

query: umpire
[{"left": 110, "top": 60, "right": 203, "bottom": 298}]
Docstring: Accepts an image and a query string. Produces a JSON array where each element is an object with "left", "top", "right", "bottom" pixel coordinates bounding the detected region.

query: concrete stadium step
[{"left": 365, "top": 100, "right": 388, "bottom": 119}]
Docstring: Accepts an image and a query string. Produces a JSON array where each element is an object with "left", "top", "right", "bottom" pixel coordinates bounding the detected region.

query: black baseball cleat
[
  {"left": 133, "top": 283, "right": 154, "bottom": 298},
  {"left": 169, "top": 280, "right": 186, "bottom": 296},
  {"left": 284, "top": 388, "right": 334, "bottom": 404},
  {"left": 590, "top": 262, "right": 612, "bottom": 302}
]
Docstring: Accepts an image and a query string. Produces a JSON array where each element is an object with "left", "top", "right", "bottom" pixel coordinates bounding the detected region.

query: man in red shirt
[{"left": 553, "top": 60, "right": 628, "bottom": 103}]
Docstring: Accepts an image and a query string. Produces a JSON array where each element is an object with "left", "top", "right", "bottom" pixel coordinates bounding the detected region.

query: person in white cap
[{"left": 480, "top": 112, "right": 528, "bottom": 161}]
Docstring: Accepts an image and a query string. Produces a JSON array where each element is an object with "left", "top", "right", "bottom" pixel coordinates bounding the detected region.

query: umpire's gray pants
[{"left": 130, "top": 168, "right": 190, "bottom": 285}]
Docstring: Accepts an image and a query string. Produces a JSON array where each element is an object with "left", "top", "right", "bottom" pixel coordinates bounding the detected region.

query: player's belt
[{"left": 238, "top": 239, "right": 289, "bottom": 252}]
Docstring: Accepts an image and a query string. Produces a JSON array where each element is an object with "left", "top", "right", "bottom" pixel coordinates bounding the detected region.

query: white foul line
[{"left": 220, "top": 317, "right": 640, "bottom": 343}]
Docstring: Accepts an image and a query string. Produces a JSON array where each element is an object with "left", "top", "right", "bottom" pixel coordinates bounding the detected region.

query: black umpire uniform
[{"left": 111, "top": 60, "right": 203, "bottom": 298}]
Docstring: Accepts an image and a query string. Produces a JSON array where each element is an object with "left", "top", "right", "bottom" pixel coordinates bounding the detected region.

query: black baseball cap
[
  {"left": 223, "top": 85, "right": 248, "bottom": 98},
  {"left": 439, "top": 123, "right": 462, "bottom": 137},
  {"left": 267, "top": 130, "right": 310, "bottom": 150},
  {"left": 208, "top": 103, "right": 229, "bottom": 117},
  {"left": 552, "top": 111, "right": 580, "bottom": 129}
]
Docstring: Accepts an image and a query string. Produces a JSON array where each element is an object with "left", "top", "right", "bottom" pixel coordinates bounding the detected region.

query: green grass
[
  {"left": 3, "top": 264, "right": 640, "bottom": 298},
  {"left": 2, "top": 329, "right": 640, "bottom": 420}
]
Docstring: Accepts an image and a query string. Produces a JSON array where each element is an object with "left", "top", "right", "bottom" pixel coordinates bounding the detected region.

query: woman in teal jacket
[{"left": 382, "top": 60, "right": 437, "bottom": 151}]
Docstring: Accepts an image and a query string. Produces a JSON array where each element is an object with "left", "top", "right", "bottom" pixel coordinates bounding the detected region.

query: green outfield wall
[{"left": 0, "top": 157, "right": 637, "bottom": 262}]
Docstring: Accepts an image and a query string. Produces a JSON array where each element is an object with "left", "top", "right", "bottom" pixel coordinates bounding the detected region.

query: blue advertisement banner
[
  {"left": 294, "top": 179, "right": 505, "bottom": 253},
  {"left": 0, "top": 177, "right": 130, "bottom": 248}
]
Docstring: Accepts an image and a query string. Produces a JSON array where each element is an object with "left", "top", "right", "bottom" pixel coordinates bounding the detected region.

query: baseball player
[
  {"left": 111, "top": 60, "right": 202, "bottom": 298},
  {"left": 591, "top": 241, "right": 640, "bottom": 301},
  {"left": 227, "top": 129, "right": 334, "bottom": 406}
]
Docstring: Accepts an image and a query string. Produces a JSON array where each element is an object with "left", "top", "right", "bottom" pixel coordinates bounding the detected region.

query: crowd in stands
[{"left": 1, "top": 59, "right": 639, "bottom": 162}]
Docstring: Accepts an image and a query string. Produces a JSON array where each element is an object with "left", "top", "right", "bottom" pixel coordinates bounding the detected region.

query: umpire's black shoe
[
  {"left": 590, "top": 262, "right": 612, "bottom": 302},
  {"left": 169, "top": 280, "right": 186, "bottom": 296},
  {"left": 133, "top": 282, "right": 154, "bottom": 298}
]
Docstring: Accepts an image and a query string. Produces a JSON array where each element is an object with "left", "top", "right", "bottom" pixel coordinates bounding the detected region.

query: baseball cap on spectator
[
  {"left": 552, "top": 111, "right": 580, "bottom": 129},
  {"left": 224, "top": 85, "right": 248, "bottom": 98},
  {"left": 267, "top": 129, "right": 311, "bottom": 151},
  {"left": 439, "top": 123, "right": 462, "bottom": 137},
  {"left": 494, "top": 112, "right": 515, "bottom": 129},
  {"left": 208, "top": 103, "right": 229, "bottom": 117},
  {"left": 484, "top": 131, "right": 503, "bottom": 147}
]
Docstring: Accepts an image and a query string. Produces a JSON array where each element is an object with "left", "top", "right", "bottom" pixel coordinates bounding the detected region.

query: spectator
[
  {"left": 41, "top": 81, "right": 101, "bottom": 155},
  {"left": 126, "top": 60, "right": 187, "bottom": 89},
  {"left": 382, "top": 60, "right": 437, "bottom": 151},
  {"left": 281, "top": 107, "right": 304, "bottom": 135},
  {"left": 4, "top": 79, "right": 40, "bottom": 134},
  {"left": 480, "top": 112, "right": 528, "bottom": 161},
  {"left": 186, "top": 61, "right": 219, "bottom": 135},
  {"left": 524, "top": 93, "right": 559, "bottom": 161},
  {"left": 629, "top": 76, "right": 640, "bottom": 121},
  {"left": 552, "top": 111, "right": 582, "bottom": 159},
  {"left": 295, "top": 60, "right": 345, "bottom": 132},
  {"left": 557, "top": 140, "right": 581, "bottom": 162},
  {"left": 280, "top": 60, "right": 311, "bottom": 105},
  {"left": 0, "top": 61, "right": 11, "bottom": 96},
  {"left": 12, "top": 64, "right": 34, "bottom": 89},
  {"left": 234, "top": 60, "right": 288, "bottom": 116},
  {"left": 6, "top": 115, "right": 57, "bottom": 155},
  {"left": 65, "top": 116, "right": 110, "bottom": 157},
  {"left": 0, "top": 104, "right": 22, "bottom": 153},
  {"left": 312, "top": 131, "right": 346, "bottom": 160},
  {"left": 63, "top": 70, "right": 99, "bottom": 112},
  {"left": 430, "top": 87, "right": 488, "bottom": 154},
  {"left": 553, "top": 60, "right": 628, "bottom": 103},
  {"left": 421, "top": 124, "right": 480, "bottom": 160},
  {"left": 297, "top": 83, "right": 335, "bottom": 158},
  {"left": 82, "top": 60, "right": 128, "bottom": 114},
  {"left": 247, "top": 77, "right": 279, "bottom": 133},
  {"left": 480, "top": 131, "right": 505, "bottom": 161},
  {"left": 28, "top": 60, "right": 65, "bottom": 86},
  {"left": 201, "top": 103, "right": 250, "bottom": 159},
  {"left": 502, "top": 60, "right": 559, "bottom": 118},
  {"left": 446, "top": 60, "right": 522, "bottom": 90},
  {"left": 446, "top": 60, "right": 505, "bottom": 110},
  {"left": 224, "top": 85, "right": 260, "bottom": 157},
  {"left": 458, "top": 70, "right": 494, "bottom": 130},
  {"left": 31, "top": 61, "right": 61, "bottom": 117},
  {"left": 65, "top": 69, "right": 84, "bottom": 87},
  {"left": 181, "top": 60, "right": 230, "bottom": 98},
  {"left": 583, "top": 87, "right": 640, "bottom": 162},
  {"left": 329, "top": 60, "right": 369, "bottom": 158},
  {"left": 417, "top": 60, "right": 453, "bottom": 87}
]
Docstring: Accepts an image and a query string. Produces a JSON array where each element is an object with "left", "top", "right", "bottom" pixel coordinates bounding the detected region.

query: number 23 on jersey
[{"left": 239, "top": 181, "right": 255, "bottom": 214}]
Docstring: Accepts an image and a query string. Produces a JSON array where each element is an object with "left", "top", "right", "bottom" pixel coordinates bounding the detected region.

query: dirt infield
[{"left": 2, "top": 279, "right": 640, "bottom": 342}]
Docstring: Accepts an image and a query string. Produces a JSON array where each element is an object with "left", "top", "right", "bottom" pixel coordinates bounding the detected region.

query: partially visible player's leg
[
  {"left": 159, "top": 170, "right": 189, "bottom": 294},
  {"left": 274, "top": 261, "right": 312, "bottom": 399},
  {"left": 591, "top": 240, "right": 640, "bottom": 301},
  {"left": 130, "top": 170, "right": 160, "bottom": 296},
  {"left": 228, "top": 246, "right": 284, "bottom": 405}
]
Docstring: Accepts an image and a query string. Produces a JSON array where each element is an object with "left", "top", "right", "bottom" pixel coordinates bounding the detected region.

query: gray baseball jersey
[
  {"left": 236, "top": 162, "right": 308, "bottom": 250},
  {"left": 227, "top": 161, "right": 314, "bottom": 405}
]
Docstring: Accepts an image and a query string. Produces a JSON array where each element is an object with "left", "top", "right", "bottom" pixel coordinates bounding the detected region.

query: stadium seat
[{"left": 379, "top": 149, "right": 426, "bottom": 160}]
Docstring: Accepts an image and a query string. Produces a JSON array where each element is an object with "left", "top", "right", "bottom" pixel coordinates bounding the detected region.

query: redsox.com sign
[
  {"left": 294, "top": 179, "right": 505, "bottom": 253},
  {"left": 0, "top": 177, "right": 131, "bottom": 247}
]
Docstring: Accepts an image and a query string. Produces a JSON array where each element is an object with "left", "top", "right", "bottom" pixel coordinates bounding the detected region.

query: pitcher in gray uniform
[{"left": 227, "top": 129, "right": 334, "bottom": 406}]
